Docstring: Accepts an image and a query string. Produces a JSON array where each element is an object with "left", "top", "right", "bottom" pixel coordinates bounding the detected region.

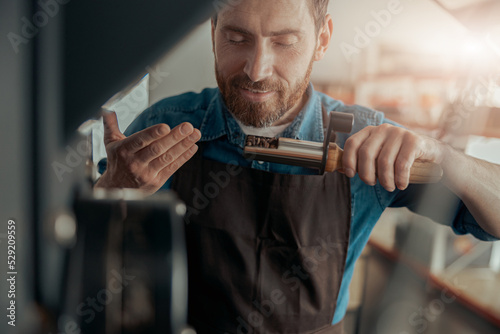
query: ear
[{"left": 314, "top": 14, "right": 333, "bottom": 61}]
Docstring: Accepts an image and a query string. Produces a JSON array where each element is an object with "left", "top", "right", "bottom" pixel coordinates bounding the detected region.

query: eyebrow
[
  {"left": 221, "top": 25, "right": 304, "bottom": 37},
  {"left": 269, "top": 28, "right": 305, "bottom": 37}
]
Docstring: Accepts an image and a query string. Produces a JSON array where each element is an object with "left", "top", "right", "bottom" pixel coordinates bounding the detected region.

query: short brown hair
[
  {"left": 310, "top": 0, "right": 330, "bottom": 33},
  {"left": 213, "top": 0, "right": 330, "bottom": 34}
]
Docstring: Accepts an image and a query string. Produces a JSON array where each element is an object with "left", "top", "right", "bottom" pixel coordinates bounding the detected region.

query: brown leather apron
[{"left": 171, "top": 129, "right": 351, "bottom": 334}]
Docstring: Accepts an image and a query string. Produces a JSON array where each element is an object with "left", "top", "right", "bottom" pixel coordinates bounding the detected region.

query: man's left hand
[{"left": 342, "top": 124, "right": 445, "bottom": 192}]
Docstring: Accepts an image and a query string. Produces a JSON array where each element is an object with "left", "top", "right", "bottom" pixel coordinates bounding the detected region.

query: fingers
[
  {"left": 148, "top": 128, "right": 201, "bottom": 171},
  {"left": 99, "top": 117, "right": 201, "bottom": 195},
  {"left": 103, "top": 111, "right": 126, "bottom": 145},
  {"left": 135, "top": 123, "right": 200, "bottom": 163},
  {"left": 122, "top": 123, "right": 171, "bottom": 153},
  {"left": 376, "top": 134, "right": 403, "bottom": 192},
  {"left": 343, "top": 124, "right": 422, "bottom": 192},
  {"left": 155, "top": 144, "right": 200, "bottom": 182},
  {"left": 343, "top": 127, "right": 371, "bottom": 178},
  {"left": 356, "top": 131, "right": 385, "bottom": 186},
  {"left": 394, "top": 137, "right": 418, "bottom": 191}
]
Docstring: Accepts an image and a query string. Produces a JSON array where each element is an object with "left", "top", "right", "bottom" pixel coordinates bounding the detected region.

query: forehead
[{"left": 217, "top": 0, "right": 315, "bottom": 34}]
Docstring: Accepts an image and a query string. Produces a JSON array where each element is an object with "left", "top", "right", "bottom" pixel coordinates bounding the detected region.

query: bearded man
[{"left": 96, "top": 1, "right": 500, "bottom": 333}]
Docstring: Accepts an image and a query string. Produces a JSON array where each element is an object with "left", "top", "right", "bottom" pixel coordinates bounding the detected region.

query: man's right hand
[{"left": 94, "top": 111, "right": 201, "bottom": 195}]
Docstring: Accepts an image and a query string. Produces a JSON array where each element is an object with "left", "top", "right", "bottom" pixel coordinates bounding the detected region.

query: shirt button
[{"left": 258, "top": 161, "right": 265, "bottom": 165}]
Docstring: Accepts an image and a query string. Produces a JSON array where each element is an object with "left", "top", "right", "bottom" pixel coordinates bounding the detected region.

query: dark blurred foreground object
[
  {"left": 59, "top": 189, "right": 188, "bottom": 334},
  {"left": 62, "top": 0, "right": 214, "bottom": 140},
  {"left": 1, "top": 1, "right": 211, "bottom": 333}
]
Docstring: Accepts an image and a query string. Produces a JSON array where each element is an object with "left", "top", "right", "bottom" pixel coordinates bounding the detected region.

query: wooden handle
[
  {"left": 407, "top": 161, "right": 443, "bottom": 184},
  {"left": 326, "top": 145, "right": 443, "bottom": 184}
]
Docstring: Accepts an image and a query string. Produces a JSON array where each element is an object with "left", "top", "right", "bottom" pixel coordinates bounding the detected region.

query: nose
[{"left": 243, "top": 42, "right": 273, "bottom": 82}]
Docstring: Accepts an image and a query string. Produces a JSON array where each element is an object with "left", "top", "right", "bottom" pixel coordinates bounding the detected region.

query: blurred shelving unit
[{"left": 367, "top": 208, "right": 500, "bottom": 331}]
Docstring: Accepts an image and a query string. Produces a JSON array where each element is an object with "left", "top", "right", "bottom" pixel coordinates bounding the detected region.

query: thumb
[{"left": 102, "top": 110, "right": 126, "bottom": 145}]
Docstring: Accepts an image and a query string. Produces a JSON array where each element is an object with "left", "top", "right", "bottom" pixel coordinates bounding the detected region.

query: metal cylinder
[{"left": 330, "top": 112, "right": 354, "bottom": 134}]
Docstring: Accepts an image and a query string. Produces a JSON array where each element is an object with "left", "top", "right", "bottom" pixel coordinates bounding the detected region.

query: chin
[{"left": 232, "top": 106, "right": 285, "bottom": 128}]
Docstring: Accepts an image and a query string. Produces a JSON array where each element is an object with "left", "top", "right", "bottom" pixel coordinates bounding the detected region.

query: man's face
[{"left": 213, "top": 0, "right": 323, "bottom": 128}]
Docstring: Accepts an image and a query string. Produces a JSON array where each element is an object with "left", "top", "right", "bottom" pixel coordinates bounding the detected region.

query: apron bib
[{"left": 171, "top": 143, "right": 351, "bottom": 334}]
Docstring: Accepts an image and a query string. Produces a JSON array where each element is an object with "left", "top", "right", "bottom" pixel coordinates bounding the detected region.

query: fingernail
[
  {"left": 345, "top": 168, "right": 355, "bottom": 178},
  {"left": 180, "top": 123, "right": 193, "bottom": 135},
  {"left": 189, "top": 130, "right": 200, "bottom": 141},
  {"left": 158, "top": 124, "right": 170, "bottom": 136}
]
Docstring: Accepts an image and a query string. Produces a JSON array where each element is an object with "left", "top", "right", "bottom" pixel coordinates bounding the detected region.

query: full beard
[{"left": 215, "top": 60, "right": 313, "bottom": 128}]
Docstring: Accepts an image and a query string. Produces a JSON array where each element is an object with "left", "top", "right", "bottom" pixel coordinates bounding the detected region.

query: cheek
[
  {"left": 215, "top": 45, "right": 245, "bottom": 75},
  {"left": 274, "top": 49, "right": 312, "bottom": 84}
]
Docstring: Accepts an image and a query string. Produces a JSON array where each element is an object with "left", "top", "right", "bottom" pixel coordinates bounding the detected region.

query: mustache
[{"left": 229, "top": 75, "right": 284, "bottom": 92}]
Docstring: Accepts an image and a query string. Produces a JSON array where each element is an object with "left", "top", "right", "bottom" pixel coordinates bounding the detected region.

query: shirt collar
[
  {"left": 199, "top": 89, "right": 229, "bottom": 142},
  {"left": 199, "top": 83, "right": 325, "bottom": 148}
]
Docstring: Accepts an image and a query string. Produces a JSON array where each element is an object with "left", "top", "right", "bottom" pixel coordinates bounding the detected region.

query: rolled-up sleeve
[
  {"left": 373, "top": 116, "right": 498, "bottom": 242},
  {"left": 451, "top": 201, "right": 498, "bottom": 241}
]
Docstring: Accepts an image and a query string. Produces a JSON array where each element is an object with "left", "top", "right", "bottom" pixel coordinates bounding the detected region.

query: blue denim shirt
[{"left": 101, "top": 85, "right": 497, "bottom": 325}]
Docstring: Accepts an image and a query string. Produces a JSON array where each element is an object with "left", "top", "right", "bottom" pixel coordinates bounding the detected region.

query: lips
[
  {"left": 248, "top": 89, "right": 269, "bottom": 93},
  {"left": 239, "top": 87, "right": 276, "bottom": 103}
]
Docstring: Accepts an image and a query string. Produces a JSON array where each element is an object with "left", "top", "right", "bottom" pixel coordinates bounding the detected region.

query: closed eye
[
  {"left": 272, "top": 36, "right": 299, "bottom": 49},
  {"left": 229, "top": 39, "right": 248, "bottom": 45},
  {"left": 274, "top": 42, "right": 295, "bottom": 48},
  {"left": 225, "top": 30, "right": 249, "bottom": 45}
]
